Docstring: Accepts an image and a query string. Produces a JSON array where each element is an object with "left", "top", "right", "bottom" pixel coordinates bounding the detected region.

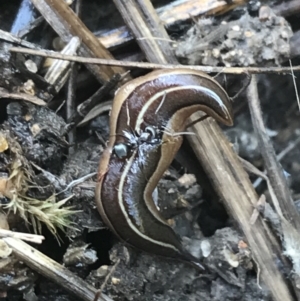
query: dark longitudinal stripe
[
  {"left": 114, "top": 73, "right": 231, "bottom": 138},
  {"left": 96, "top": 68, "right": 234, "bottom": 268}
]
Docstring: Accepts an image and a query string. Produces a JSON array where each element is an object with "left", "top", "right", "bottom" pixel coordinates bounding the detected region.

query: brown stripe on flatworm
[{"left": 96, "top": 68, "right": 234, "bottom": 269}]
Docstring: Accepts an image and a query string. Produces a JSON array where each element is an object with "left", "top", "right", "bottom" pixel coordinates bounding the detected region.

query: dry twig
[
  {"left": 0, "top": 229, "right": 44, "bottom": 244},
  {"left": 9, "top": 47, "right": 300, "bottom": 74},
  {"left": 3, "top": 238, "right": 112, "bottom": 301},
  {"left": 247, "top": 76, "right": 300, "bottom": 297},
  {"left": 0, "top": 87, "right": 46, "bottom": 106},
  {"left": 30, "top": 0, "right": 126, "bottom": 83}
]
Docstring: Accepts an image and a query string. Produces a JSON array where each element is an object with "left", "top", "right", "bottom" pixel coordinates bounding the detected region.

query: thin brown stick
[
  {"left": 3, "top": 237, "right": 112, "bottom": 301},
  {"left": 30, "top": 0, "right": 126, "bottom": 83},
  {"left": 44, "top": 37, "right": 81, "bottom": 96},
  {"left": 0, "top": 87, "right": 46, "bottom": 106},
  {"left": 247, "top": 76, "right": 300, "bottom": 229},
  {"left": 113, "top": 0, "right": 178, "bottom": 64},
  {"left": 253, "top": 135, "right": 300, "bottom": 188},
  {"left": 247, "top": 76, "right": 300, "bottom": 298},
  {"left": 290, "top": 59, "right": 300, "bottom": 112},
  {"left": 65, "top": 0, "right": 80, "bottom": 155},
  {"left": 77, "top": 100, "right": 113, "bottom": 128},
  {"left": 97, "top": 0, "right": 248, "bottom": 50},
  {"left": 94, "top": 259, "right": 121, "bottom": 301},
  {"left": 187, "top": 116, "right": 294, "bottom": 301},
  {"left": 67, "top": 62, "right": 77, "bottom": 155},
  {"left": 9, "top": 47, "right": 300, "bottom": 74}
]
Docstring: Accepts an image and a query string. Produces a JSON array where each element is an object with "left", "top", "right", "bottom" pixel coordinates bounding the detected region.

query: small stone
[
  {"left": 178, "top": 174, "right": 196, "bottom": 188},
  {"left": 25, "top": 60, "right": 38, "bottom": 73},
  {"left": 0, "top": 240, "right": 12, "bottom": 258},
  {"left": 96, "top": 265, "right": 109, "bottom": 278},
  {"left": 201, "top": 240, "right": 211, "bottom": 258},
  {"left": 111, "top": 277, "right": 121, "bottom": 285},
  {"left": 231, "top": 25, "right": 240, "bottom": 31},
  {"left": 0, "top": 134, "right": 8, "bottom": 153}
]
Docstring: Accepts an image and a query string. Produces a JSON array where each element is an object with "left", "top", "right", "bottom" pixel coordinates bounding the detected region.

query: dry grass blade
[
  {"left": 0, "top": 130, "right": 78, "bottom": 238},
  {"left": 0, "top": 229, "right": 44, "bottom": 244},
  {"left": 4, "top": 194, "right": 78, "bottom": 236},
  {"left": 0, "top": 87, "right": 46, "bottom": 106}
]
